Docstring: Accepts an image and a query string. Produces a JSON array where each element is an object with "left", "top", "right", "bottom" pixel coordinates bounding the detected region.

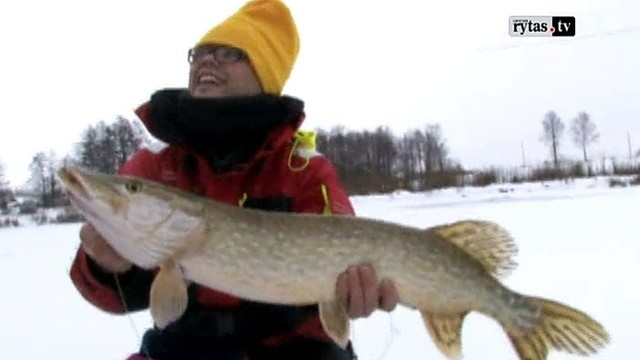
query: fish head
[{"left": 58, "top": 166, "right": 203, "bottom": 268}]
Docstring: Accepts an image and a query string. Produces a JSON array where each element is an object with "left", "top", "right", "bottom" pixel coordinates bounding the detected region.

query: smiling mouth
[{"left": 196, "top": 73, "right": 223, "bottom": 86}]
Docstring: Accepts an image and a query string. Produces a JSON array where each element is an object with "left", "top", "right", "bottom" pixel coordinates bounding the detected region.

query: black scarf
[{"left": 146, "top": 89, "right": 304, "bottom": 172}]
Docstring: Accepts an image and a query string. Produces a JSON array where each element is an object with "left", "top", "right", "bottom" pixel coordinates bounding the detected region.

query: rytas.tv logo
[{"left": 509, "top": 16, "right": 575, "bottom": 37}]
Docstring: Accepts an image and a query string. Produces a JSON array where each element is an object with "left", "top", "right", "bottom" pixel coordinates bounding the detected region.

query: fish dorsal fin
[{"left": 427, "top": 220, "right": 518, "bottom": 278}]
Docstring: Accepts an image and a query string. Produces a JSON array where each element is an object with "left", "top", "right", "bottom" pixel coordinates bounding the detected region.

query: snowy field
[{"left": 0, "top": 178, "right": 637, "bottom": 359}]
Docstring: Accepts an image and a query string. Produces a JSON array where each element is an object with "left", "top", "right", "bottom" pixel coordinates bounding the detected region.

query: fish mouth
[
  {"left": 57, "top": 167, "right": 103, "bottom": 221},
  {"left": 58, "top": 167, "right": 91, "bottom": 201}
]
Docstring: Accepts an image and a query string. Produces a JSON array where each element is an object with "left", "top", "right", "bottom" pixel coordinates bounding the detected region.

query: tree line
[
  {"left": 2, "top": 109, "right": 638, "bottom": 211},
  {"left": 319, "top": 110, "right": 619, "bottom": 194},
  {"left": 24, "top": 116, "right": 150, "bottom": 208},
  {"left": 316, "top": 124, "right": 460, "bottom": 194},
  {"left": 18, "top": 118, "right": 460, "bottom": 203}
]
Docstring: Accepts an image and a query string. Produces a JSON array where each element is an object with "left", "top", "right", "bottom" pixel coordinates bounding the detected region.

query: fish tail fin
[{"left": 504, "top": 296, "right": 610, "bottom": 360}]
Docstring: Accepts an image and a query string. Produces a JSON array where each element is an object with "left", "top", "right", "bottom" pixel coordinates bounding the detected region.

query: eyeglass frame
[{"left": 187, "top": 45, "right": 249, "bottom": 65}]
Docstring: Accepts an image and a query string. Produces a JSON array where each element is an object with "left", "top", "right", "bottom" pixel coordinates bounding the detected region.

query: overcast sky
[{"left": 1, "top": 0, "right": 639, "bottom": 186}]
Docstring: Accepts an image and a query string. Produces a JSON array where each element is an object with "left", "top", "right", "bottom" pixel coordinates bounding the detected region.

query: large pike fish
[{"left": 58, "top": 166, "right": 609, "bottom": 359}]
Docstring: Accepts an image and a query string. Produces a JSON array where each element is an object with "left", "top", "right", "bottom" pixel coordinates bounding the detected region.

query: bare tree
[
  {"left": 541, "top": 111, "right": 565, "bottom": 169},
  {"left": 396, "top": 130, "right": 424, "bottom": 189},
  {"left": 316, "top": 126, "right": 353, "bottom": 187},
  {"left": 0, "top": 160, "right": 13, "bottom": 211},
  {"left": 29, "top": 152, "right": 49, "bottom": 207},
  {"left": 388, "top": 125, "right": 455, "bottom": 190},
  {"left": 76, "top": 125, "right": 102, "bottom": 171},
  {"left": 318, "top": 126, "right": 348, "bottom": 176},
  {"left": 571, "top": 112, "right": 599, "bottom": 162},
  {"left": 28, "top": 151, "right": 64, "bottom": 207},
  {"left": 75, "top": 117, "right": 149, "bottom": 174},
  {"left": 0, "top": 160, "right": 7, "bottom": 189},
  {"left": 114, "top": 116, "right": 146, "bottom": 165},
  {"left": 424, "top": 125, "right": 449, "bottom": 172},
  {"left": 372, "top": 126, "right": 396, "bottom": 179}
]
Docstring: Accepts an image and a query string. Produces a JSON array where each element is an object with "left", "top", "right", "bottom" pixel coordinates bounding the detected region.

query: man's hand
[
  {"left": 80, "top": 222, "right": 132, "bottom": 274},
  {"left": 336, "top": 264, "right": 399, "bottom": 319}
]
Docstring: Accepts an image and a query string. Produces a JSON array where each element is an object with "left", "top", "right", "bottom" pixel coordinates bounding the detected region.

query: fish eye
[{"left": 125, "top": 181, "right": 143, "bottom": 193}]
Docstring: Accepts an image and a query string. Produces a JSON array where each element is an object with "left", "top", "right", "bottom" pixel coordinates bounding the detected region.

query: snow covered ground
[{"left": 0, "top": 178, "right": 637, "bottom": 359}]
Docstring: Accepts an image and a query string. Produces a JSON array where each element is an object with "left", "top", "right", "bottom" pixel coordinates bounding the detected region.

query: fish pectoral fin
[
  {"left": 319, "top": 301, "right": 351, "bottom": 349},
  {"left": 149, "top": 260, "right": 188, "bottom": 329},
  {"left": 421, "top": 311, "right": 469, "bottom": 360}
]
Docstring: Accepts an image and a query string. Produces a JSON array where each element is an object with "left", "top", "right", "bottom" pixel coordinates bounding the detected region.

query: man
[{"left": 69, "top": 0, "right": 399, "bottom": 358}]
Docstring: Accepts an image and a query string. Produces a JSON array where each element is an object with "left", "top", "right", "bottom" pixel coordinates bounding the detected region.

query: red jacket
[{"left": 69, "top": 101, "right": 355, "bottom": 346}]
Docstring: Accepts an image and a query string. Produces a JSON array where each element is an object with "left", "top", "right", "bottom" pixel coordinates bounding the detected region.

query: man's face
[{"left": 188, "top": 45, "right": 263, "bottom": 98}]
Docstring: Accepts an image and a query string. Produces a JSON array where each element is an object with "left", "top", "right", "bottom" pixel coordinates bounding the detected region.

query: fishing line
[
  {"left": 113, "top": 274, "right": 152, "bottom": 359},
  {"left": 352, "top": 312, "right": 400, "bottom": 360},
  {"left": 378, "top": 312, "right": 401, "bottom": 360}
]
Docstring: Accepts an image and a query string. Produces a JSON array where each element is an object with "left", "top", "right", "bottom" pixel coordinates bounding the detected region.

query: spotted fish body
[{"left": 59, "top": 166, "right": 609, "bottom": 359}]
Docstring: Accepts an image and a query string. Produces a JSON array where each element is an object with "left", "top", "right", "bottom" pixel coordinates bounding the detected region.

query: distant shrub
[
  {"left": 31, "top": 210, "right": 53, "bottom": 225},
  {"left": 18, "top": 200, "right": 39, "bottom": 215},
  {"left": 0, "top": 217, "right": 20, "bottom": 228},
  {"left": 568, "top": 162, "right": 588, "bottom": 178},
  {"left": 608, "top": 178, "right": 628, "bottom": 188},
  {"left": 612, "top": 163, "right": 640, "bottom": 176},
  {"left": 630, "top": 175, "right": 640, "bottom": 186},
  {"left": 54, "top": 207, "right": 85, "bottom": 224},
  {"left": 472, "top": 169, "right": 498, "bottom": 187},
  {"left": 423, "top": 170, "right": 464, "bottom": 190},
  {"left": 530, "top": 166, "right": 567, "bottom": 182},
  {"left": 509, "top": 174, "right": 526, "bottom": 184}
]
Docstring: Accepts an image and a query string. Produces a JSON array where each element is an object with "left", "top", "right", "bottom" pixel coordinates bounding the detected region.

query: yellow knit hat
[{"left": 194, "top": 0, "right": 300, "bottom": 95}]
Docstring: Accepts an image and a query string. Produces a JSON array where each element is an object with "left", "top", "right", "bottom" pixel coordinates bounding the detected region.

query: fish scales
[
  {"left": 181, "top": 206, "right": 497, "bottom": 312},
  {"left": 58, "top": 166, "right": 610, "bottom": 359}
]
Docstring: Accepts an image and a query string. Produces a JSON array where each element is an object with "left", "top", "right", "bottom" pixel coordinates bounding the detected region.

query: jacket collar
[{"left": 134, "top": 89, "right": 305, "bottom": 174}]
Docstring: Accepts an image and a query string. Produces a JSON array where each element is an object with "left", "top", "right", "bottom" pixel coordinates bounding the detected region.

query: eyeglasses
[{"left": 187, "top": 45, "right": 248, "bottom": 65}]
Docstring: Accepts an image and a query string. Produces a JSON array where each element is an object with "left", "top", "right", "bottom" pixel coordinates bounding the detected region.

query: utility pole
[
  {"left": 628, "top": 132, "right": 633, "bottom": 161},
  {"left": 521, "top": 141, "right": 526, "bottom": 168}
]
